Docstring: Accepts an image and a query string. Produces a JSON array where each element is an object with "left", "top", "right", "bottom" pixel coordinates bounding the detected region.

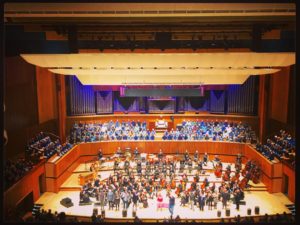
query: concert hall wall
[
  {"left": 4, "top": 57, "right": 58, "bottom": 159},
  {"left": 264, "top": 66, "right": 295, "bottom": 137}
]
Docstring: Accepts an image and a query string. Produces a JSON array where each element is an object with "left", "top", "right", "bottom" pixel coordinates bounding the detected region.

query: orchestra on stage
[{"left": 79, "top": 147, "right": 261, "bottom": 217}]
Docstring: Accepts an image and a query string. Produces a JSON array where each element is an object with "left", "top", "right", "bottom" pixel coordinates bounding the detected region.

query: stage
[
  {"left": 35, "top": 189, "right": 292, "bottom": 222},
  {"left": 35, "top": 160, "right": 292, "bottom": 222}
]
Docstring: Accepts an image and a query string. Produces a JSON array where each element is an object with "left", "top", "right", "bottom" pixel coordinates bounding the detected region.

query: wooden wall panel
[
  {"left": 282, "top": 164, "right": 295, "bottom": 203},
  {"left": 244, "top": 145, "right": 273, "bottom": 177},
  {"left": 269, "top": 67, "right": 290, "bottom": 124},
  {"left": 4, "top": 160, "right": 45, "bottom": 218},
  {"left": 57, "top": 75, "right": 67, "bottom": 142},
  {"left": 271, "top": 178, "right": 283, "bottom": 193},
  {"left": 36, "top": 67, "right": 58, "bottom": 124},
  {"left": 5, "top": 56, "right": 38, "bottom": 159},
  {"left": 273, "top": 163, "right": 283, "bottom": 178},
  {"left": 258, "top": 75, "right": 268, "bottom": 142}
]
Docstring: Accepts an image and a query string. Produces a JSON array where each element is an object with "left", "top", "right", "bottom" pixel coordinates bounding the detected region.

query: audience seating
[
  {"left": 69, "top": 120, "right": 155, "bottom": 143},
  {"left": 4, "top": 132, "right": 73, "bottom": 190},
  {"left": 162, "top": 120, "right": 257, "bottom": 143},
  {"left": 255, "top": 130, "right": 295, "bottom": 167}
]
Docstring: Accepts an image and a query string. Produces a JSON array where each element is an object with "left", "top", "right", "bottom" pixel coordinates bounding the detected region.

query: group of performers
[{"left": 79, "top": 148, "right": 261, "bottom": 215}]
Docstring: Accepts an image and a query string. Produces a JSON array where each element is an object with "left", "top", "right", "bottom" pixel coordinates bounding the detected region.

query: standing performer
[
  {"left": 194, "top": 150, "right": 199, "bottom": 162},
  {"left": 234, "top": 188, "right": 243, "bottom": 211},
  {"left": 198, "top": 191, "right": 206, "bottom": 211},
  {"left": 203, "top": 152, "right": 208, "bottom": 166},
  {"left": 221, "top": 189, "right": 230, "bottom": 209},
  {"left": 98, "top": 149, "right": 103, "bottom": 161},
  {"left": 169, "top": 195, "right": 175, "bottom": 218}
]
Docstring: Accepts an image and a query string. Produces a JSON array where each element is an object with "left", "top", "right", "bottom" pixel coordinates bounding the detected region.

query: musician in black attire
[
  {"left": 136, "top": 160, "right": 142, "bottom": 176},
  {"left": 134, "top": 147, "right": 139, "bottom": 159},
  {"left": 187, "top": 159, "right": 193, "bottom": 173},
  {"left": 203, "top": 152, "right": 208, "bottom": 166},
  {"left": 158, "top": 149, "right": 163, "bottom": 160},
  {"left": 233, "top": 189, "right": 243, "bottom": 210},
  {"left": 113, "top": 159, "right": 119, "bottom": 174},
  {"left": 184, "top": 150, "right": 190, "bottom": 161},
  {"left": 206, "top": 193, "right": 214, "bottom": 210},
  {"left": 235, "top": 154, "right": 242, "bottom": 171},
  {"left": 197, "top": 160, "right": 203, "bottom": 173},
  {"left": 198, "top": 192, "right": 206, "bottom": 211},
  {"left": 179, "top": 160, "right": 185, "bottom": 173},
  {"left": 221, "top": 189, "right": 230, "bottom": 209},
  {"left": 124, "top": 159, "right": 130, "bottom": 175},
  {"left": 98, "top": 149, "right": 103, "bottom": 161},
  {"left": 194, "top": 150, "right": 199, "bottom": 162}
]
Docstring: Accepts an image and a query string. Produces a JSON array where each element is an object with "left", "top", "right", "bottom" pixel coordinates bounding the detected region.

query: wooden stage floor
[
  {"left": 36, "top": 161, "right": 292, "bottom": 221},
  {"left": 36, "top": 189, "right": 291, "bottom": 220}
]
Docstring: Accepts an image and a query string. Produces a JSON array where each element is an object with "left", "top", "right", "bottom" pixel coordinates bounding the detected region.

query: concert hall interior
[{"left": 2, "top": 1, "right": 296, "bottom": 223}]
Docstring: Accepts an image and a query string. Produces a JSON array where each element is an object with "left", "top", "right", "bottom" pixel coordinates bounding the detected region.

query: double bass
[
  {"left": 222, "top": 170, "right": 230, "bottom": 181},
  {"left": 251, "top": 166, "right": 261, "bottom": 184},
  {"left": 239, "top": 177, "right": 249, "bottom": 190},
  {"left": 231, "top": 172, "right": 240, "bottom": 183}
]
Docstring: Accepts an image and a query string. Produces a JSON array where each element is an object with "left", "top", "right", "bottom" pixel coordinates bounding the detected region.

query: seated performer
[
  {"left": 213, "top": 155, "right": 220, "bottom": 167},
  {"left": 124, "top": 159, "right": 130, "bottom": 175},
  {"left": 113, "top": 159, "right": 119, "bottom": 174},
  {"left": 203, "top": 152, "right": 209, "bottom": 166},
  {"left": 194, "top": 150, "right": 199, "bottom": 162},
  {"left": 98, "top": 149, "right": 103, "bottom": 161},
  {"left": 158, "top": 149, "right": 163, "bottom": 160},
  {"left": 197, "top": 160, "right": 203, "bottom": 173},
  {"left": 134, "top": 147, "right": 139, "bottom": 158},
  {"left": 116, "top": 147, "right": 122, "bottom": 157},
  {"left": 188, "top": 159, "right": 193, "bottom": 173},
  {"left": 184, "top": 150, "right": 189, "bottom": 162}
]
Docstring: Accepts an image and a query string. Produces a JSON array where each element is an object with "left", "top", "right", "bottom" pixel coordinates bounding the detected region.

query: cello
[
  {"left": 222, "top": 170, "right": 230, "bottom": 181},
  {"left": 239, "top": 177, "right": 249, "bottom": 190},
  {"left": 214, "top": 164, "right": 222, "bottom": 178}
]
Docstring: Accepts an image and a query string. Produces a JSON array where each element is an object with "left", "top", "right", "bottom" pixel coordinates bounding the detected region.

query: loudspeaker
[
  {"left": 60, "top": 197, "right": 73, "bottom": 208},
  {"left": 247, "top": 208, "right": 251, "bottom": 215},
  {"left": 255, "top": 206, "right": 260, "bottom": 215},
  {"left": 122, "top": 209, "right": 127, "bottom": 217},
  {"left": 225, "top": 209, "right": 230, "bottom": 217},
  {"left": 217, "top": 211, "right": 221, "bottom": 217},
  {"left": 132, "top": 210, "right": 136, "bottom": 217},
  {"left": 101, "top": 210, "right": 105, "bottom": 218}
]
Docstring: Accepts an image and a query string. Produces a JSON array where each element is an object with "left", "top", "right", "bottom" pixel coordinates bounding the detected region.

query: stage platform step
[
  {"left": 60, "top": 186, "right": 82, "bottom": 191},
  {"left": 32, "top": 203, "right": 43, "bottom": 216},
  {"left": 285, "top": 204, "right": 295, "bottom": 216}
]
